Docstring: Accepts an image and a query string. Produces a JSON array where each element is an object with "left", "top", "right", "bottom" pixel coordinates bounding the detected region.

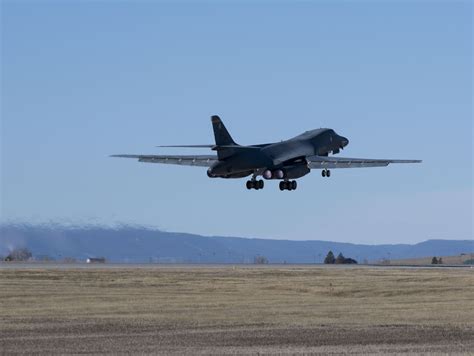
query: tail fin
[
  {"left": 211, "top": 115, "right": 237, "bottom": 146},
  {"left": 211, "top": 115, "right": 238, "bottom": 159}
]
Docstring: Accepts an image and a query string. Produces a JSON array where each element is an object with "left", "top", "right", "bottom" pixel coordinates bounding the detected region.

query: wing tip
[{"left": 110, "top": 154, "right": 140, "bottom": 159}]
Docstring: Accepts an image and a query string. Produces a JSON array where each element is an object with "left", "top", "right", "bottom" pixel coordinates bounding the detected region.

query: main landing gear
[
  {"left": 322, "top": 169, "right": 331, "bottom": 178},
  {"left": 279, "top": 180, "right": 297, "bottom": 191},
  {"left": 246, "top": 178, "right": 298, "bottom": 191},
  {"left": 246, "top": 179, "right": 264, "bottom": 190}
]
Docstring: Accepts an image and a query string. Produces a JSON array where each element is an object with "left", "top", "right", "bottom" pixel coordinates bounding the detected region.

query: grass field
[
  {"left": 1, "top": 265, "right": 473, "bottom": 354},
  {"left": 386, "top": 254, "right": 474, "bottom": 266}
]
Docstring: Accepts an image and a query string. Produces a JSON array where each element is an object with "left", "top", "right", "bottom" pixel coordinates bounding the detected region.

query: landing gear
[
  {"left": 246, "top": 179, "right": 264, "bottom": 190},
  {"left": 279, "top": 180, "right": 297, "bottom": 191},
  {"left": 322, "top": 169, "right": 331, "bottom": 178}
]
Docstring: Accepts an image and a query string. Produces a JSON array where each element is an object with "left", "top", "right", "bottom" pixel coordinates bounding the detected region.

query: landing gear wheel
[
  {"left": 292, "top": 181, "right": 297, "bottom": 190},
  {"left": 247, "top": 179, "right": 264, "bottom": 190},
  {"left": 326, "top": 170, "right": 331, "bottom": 177},
  {"left": 322, "top": 170, "right": 326, "bottom": 177},
  {"left": 279, "top": 181, "right": 297, "bottom": 191}
]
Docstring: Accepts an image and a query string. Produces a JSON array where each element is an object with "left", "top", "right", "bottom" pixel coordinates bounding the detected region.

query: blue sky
[{"left": 1, "top": 1, "right": 472, "bottom": 244}]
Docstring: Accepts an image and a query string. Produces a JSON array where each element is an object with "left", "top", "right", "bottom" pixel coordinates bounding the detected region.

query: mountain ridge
[{"left": 1, "top": 223, "right": 472, "bottom": 263}]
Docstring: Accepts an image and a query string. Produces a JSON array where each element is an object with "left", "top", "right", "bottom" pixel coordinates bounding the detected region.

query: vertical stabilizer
[
  {"left": 211, "top": 115, "right": 236, "bottom": 145},
  {"left": 211, "top": 115, "right": 238, "bottom": 159}
]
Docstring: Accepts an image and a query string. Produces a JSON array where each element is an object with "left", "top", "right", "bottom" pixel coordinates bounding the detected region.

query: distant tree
[
  {"left": 431, "top": 256, "right": 438, "bottom": 264},
  {"left": 5, "top": 248, "right": 32, "bottom": 261},
  {"left": 334, "top": 253, "right": 358, "bottom": 264},
  {"left": 335, "top": 253, "right": 346, "bottom": 264},
  {"left": 438, "top": 257, "right": 443, "bottom": 265},
  {"left": 324, "top": 251, "right": 335, "bottom": 264},
  {"left": 253, "top": 255, "right": 268, "bottom": 264},
  {"left": 344, "top": 258, "right": 358, "bottom": 264}
]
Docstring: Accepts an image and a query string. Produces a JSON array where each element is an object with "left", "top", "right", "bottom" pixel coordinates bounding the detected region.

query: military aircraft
[{"left": 112, "top": 115, "right": 421, "bottom": 191}]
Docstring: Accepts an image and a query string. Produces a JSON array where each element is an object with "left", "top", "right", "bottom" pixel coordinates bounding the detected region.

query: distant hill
[{"left": 0, "top": 223, "right": 472, "bottom": 263}]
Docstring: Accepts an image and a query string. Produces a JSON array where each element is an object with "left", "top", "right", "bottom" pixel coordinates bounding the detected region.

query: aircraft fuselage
[{"left": 208, "top": 128, "right": 349, "bottom": 179}]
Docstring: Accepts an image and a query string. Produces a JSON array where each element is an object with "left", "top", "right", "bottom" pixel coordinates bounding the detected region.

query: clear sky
[{"left": 1, "top": 1, "right": 472, "bottom": 244}]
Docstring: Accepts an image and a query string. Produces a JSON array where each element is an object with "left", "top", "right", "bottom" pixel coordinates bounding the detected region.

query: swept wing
[
  {"left": 307, "top": 155, "right": 422, "bottom": 169},
  {"left": 111, "top": 154, "right": 217, "bottom": 167}
]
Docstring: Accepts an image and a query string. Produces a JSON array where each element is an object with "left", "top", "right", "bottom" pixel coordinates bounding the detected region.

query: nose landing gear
[
  {"left": 279, "top": 180, "right": 297, "bottom": 191},
  {"left": 322, "top": 169, "right": 331, "bottom": 178}
]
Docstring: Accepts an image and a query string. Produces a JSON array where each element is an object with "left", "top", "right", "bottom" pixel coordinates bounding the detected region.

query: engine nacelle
[
  {"left": 263, "top": 169, "right": 284, "bottom": 180},
  {"left": 207, "top": 168, "right": 218, "bottom": 178},
  {"left": 283, "top": 164, "right": 310, "bottom": 179},
  {"left": 263, "top": 169, "right": 272, "bottom": 179},
  {"left": 207, "top": 167, "right": 252, "bottom": 179},
  {"left": 274, "top": 170, "right": 284, "bottom": 179}
]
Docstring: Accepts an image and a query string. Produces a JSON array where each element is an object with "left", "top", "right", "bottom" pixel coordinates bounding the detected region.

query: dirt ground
[{"left": 1, "top": 265, "right": 473, "bottom": 355}]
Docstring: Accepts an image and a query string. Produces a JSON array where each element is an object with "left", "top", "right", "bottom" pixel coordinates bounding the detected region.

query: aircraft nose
[{"left": 341, "top": 137, "right": 349, "bottom": 147}]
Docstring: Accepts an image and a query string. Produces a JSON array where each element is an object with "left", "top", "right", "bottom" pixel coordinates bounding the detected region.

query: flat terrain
[
  {"left": 1, "top": 265, "right": 473, "bottom": 354},
  {"left": 387, "top": 254, "right": 473, "bottom": 266}
]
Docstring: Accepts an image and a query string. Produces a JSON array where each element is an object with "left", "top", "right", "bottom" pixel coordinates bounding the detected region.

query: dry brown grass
[
  {"left": 1, "top": 265, "right": 473, "bottom": 354},
  {"left": 387, "top": 254, "right": 474, "bottom": 266}
]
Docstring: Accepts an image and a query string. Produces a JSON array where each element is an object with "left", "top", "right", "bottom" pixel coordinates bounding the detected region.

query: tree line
[{"left": 324, "top": 251, "right": 357, "bottom": 264}]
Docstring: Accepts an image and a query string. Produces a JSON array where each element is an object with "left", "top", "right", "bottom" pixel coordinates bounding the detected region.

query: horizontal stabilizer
[
  {"left": 157, "top": 145, "right": 215, "bottom": 148},
  {"left": 214, "top": 145, "right": 260, "bottom": 150},
  {"left": 157, "top": 144, "right": 260, "bottom": 151}
]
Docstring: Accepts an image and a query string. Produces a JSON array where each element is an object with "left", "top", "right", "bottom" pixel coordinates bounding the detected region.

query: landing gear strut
[
  {"left": 246, "top": 179, "right": 264, "bottom": 190},
  {"left": 279, "top": 180, "right": 297, "bottom": 191},
  {"left": 322, "top": 169, "right": 331, "bottom": 178}
]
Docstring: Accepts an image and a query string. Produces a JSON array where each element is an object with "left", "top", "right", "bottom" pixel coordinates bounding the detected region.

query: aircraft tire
[
  {"left": 327, "top": 170, "right": 331, "bottom": 177},
  {"left": 279, "top": 181, "right": 285, "bottom": 191},
  {"left": 259, "top": 180, "right": 264, "bottom": 189},
  {"left": 246, "top": 181, "right": 252, "bottom": 190},
  {"left": 322, "top": 170, "right": 326, "bottom": 177},
  {"left": 292, "top": 181, "right": 297, "bottom": 190}
]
